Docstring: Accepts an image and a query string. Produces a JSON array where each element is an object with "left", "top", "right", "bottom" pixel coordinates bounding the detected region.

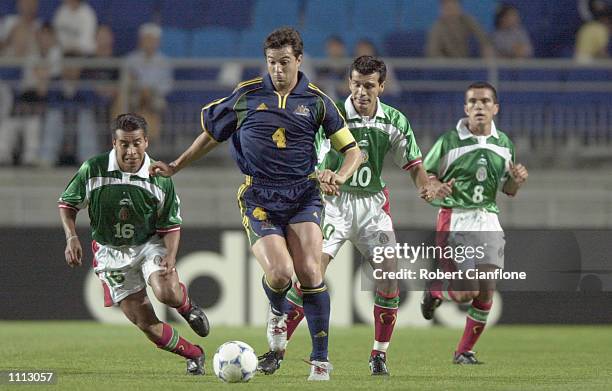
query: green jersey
[
  {"left": 59, "top": 150, "right": 182, "bottom": 246},
  {"left": 423, "top": 119, "right": 515, "bottom": 213},
  {"left": 316, "top": 97, "right": 422, "bottom": 194}
]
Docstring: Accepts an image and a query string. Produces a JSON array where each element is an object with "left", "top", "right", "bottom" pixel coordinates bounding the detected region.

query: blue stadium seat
[
  {"left": 102, "top": 0, "right": 158, "bottom": 55},
  {"left": 398, "top": 0, "right": 438, "bottom": 31},
  {"left": 303, "top": 0, "right": 352, "bottom": 35},
  {"left": 353, "top": 0, "right": 400, "bottom": 34},
  {"left": 251, "top": 0, "right": 300, "bottom": 31},
  {"left": 384, "top": 30, "right": 426, "bottom": 57},
  {"left": 461, "top": 0, "right": 496, "bottom": 31},
  {"left": 202, "top": 0, "right": 254, "bottom": 30},
  {"left": 192, "top": 28, "right": 240, "bottom": 57},
  {"left": 300, "top": 30, "right": 335, "bottom": 58},
  {"left": 344, "top": 31, "right": 385, "bottom": 56},
  {"left": 159, "top": 0, "right": 208, "bottom": 29},
  {"left": 161, "top": 28, "right": 191, "bottom": 58},
  {"left": 237, "top": 30, "right": 267, "bottom": 58}
]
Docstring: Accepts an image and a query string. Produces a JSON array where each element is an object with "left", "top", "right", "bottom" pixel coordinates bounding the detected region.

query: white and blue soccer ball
[{"left": 212, "top": 341, "right": 258, "bottom": 383}]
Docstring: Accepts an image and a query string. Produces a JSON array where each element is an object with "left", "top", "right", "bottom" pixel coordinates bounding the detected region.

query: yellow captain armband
[{"left": 330, "top": 127, "right": 356, "bottom": 153}]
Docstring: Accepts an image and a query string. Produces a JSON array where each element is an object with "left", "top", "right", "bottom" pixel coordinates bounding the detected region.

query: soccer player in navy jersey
[{"left": 151, "top": 27, "right": 361, "bottom": 381}]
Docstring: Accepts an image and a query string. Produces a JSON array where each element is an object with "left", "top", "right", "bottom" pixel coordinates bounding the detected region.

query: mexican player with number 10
[{"left": 58, "top": 113, "right": 210, "bottom": 375}]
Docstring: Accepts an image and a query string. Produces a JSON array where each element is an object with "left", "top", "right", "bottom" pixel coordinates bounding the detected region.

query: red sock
[
  {"left": 286, "top": 301, "right": 304, "bottom": 340},
  {"left": 430, "top": 280, "right": 460, "bottom": 303},
  {"left": 175, "top": 282, "right": 192, "bottom": 315},
  {"left": 372, "top": 290, "right": 399, "bottom": 355},
  {"left": 155, "top": 323, "right": 202, "bottom": 360},
  {"left": 456, "top": 299, "right": 492, "bottom": 354}
]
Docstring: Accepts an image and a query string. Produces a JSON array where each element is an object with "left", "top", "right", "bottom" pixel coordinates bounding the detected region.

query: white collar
[
  {"left": 456, "top": 117, "right": 499, "bottom": 140},
  {"left": 107, "top": 149, "right": 151, "bottom": 179},
  {"left": 344, "top": 96, "right": 385, "bottom": 120}
]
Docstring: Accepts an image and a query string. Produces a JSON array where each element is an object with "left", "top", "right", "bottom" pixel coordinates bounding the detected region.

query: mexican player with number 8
[
  {"left": 58, "top": 113, "right": 209, "bottom": 375},
  {"left": 420, "top": 82, "right": 528, "bottom": 365}
]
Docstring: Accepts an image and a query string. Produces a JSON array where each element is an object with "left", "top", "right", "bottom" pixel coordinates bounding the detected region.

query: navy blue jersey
[{"left": 201, "top": 72, "right": 356, "bottom": 181}]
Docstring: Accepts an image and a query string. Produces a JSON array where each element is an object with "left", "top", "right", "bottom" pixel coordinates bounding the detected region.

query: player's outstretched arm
[
  {"left": 424, "top": 176, "right": 455, "bottom": 202},
  {"left": 59, "top": 207, "right": 82, "bottom": 267},
  {"left": 150, "top": 131, "right": 219, "bottom": 177},
  {"left": 503, "top": 162, "right": 528, "bottom": 196},
  {"left": 319, "top": 146, "right": 361, "bottom": 186},
  {"left": 159, "top": 230, "right": 180, "bottom": 276}
]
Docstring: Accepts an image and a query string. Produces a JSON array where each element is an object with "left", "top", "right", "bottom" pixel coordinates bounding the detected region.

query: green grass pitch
[{"left": 2, "top": 322, "right": 610, "bottom": 390}]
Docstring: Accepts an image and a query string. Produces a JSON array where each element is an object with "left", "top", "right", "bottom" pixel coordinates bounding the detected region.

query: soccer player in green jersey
[
  {"left": 260, "top": 55, "right": 436, "bottom": 376},
  {"left": 58, "top": 113, "right": 209, "bottom": 375},
  {"left": 421, "top": 82, "right": 528, "bottom": 364}
]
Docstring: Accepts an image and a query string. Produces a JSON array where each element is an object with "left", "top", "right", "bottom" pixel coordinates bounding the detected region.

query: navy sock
[
  {"left": 261, "top": 275, "right": 290, "bottom": 315},
  {"left": 301, "top": 283, "right": 330, "bottom": 361}
]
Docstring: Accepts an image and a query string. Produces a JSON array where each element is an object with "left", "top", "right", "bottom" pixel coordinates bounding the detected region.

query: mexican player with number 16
[
  {"left": 421, "top": 82, "right": 528, "bottom": 365},
  {"left": 58, "top": 113, "right": 210, "bottom": 375}
]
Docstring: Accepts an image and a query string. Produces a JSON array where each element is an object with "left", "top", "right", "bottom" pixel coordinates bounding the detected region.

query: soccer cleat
[
  {"left": 307, "top": 360, "right": 333, "bottom": 381},
  {"left": 453, "top": 351, "right": 483, "bottom": 365},
  {"left": 266, "top": 306, "right": 288, "bottom": 352},
  {"left": 369, "top": 352, "right": 389, "bottom": 376},
  {"left": 181, "top": 302, "right": 210, "bottom": 337},
  {"left": 421, "top": 287, "right": 442, "bottom": 320},
  {"left": 186, "top": 346, "right": 205, "bottom": 375},
  {"left": 257, "top": 350, "right": 284, "bottom": 375}
]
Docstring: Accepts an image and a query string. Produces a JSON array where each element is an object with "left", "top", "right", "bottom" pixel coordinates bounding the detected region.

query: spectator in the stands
[
  {"left": 426, "top": 0, "right": 493, "bottom": 58},
  {"left": 125, "top": 23, "right": 173, "bottom": 142},
  {"left": 492, "top": 4, "right": 533, "bottom": 58},
  {"left": 317, "top": 35, "right": 349, "bottom": 100},
  {"left": 52, "top": 0, "right": 97, "bottom": 57},
  {"left": 0, "top": 0, "right": 41, "bottom": 58},
  {"left": 575, "top": 4, "right": 611, "bottom": 62}
]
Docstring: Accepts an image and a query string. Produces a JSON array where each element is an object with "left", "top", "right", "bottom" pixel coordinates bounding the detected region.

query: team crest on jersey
[
  {"left": 118, "top": 197, "right": 133, "bottom": 221},
  {"left": 357, "top": 140, "right": 369, "bottom": 147},
  {"left": 360, "top": 148, "right": 369, "bottom": 164},
  {"left": 476, "top": 166, "right": 487, "bottom": 182},
  {"left": 379, "top": 232, "right": 389, "bottom": 244},
  {"left": 253, "top": 207, "right": 267, "bottom": 221},
  {"left": 294, "top": 104, "right": 310, "bottom": 116}
]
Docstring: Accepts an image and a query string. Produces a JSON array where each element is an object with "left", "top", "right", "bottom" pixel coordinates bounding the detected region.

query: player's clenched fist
[
  {"left": 149, "top": 161, "right": 176, "bottom": 177},
  {"left": 509, "top": 162, "right": 528, "bottom": 184},
  {"left": 64, "top": 236, "right": 83, "bottom": 268},
  {"left": 318, "top": 169, "right": 347, "bottom": 186}
]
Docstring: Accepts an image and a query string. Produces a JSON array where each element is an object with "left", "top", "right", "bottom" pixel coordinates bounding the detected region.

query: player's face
[
  {"left": 265, "top": 46, "right": 302, "bottom": 93},
  {"left": 113, "top": 128, "right": 148, "bottom": 173},
  {"left": 349, "top": 70, "right": 385, "bottom": 117},
  {"left": 464, "top": 88, "right": 499, "bottom": 127}
]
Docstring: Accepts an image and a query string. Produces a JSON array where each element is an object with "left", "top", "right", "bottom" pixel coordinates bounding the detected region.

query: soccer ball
[{"left": 212, "top": 341, "right": 258, "bottom": 383}]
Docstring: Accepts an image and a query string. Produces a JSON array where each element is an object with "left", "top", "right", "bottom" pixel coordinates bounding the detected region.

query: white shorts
[
  {"left": 322, "top": 188, "right": 396, "bottom": 259},
  {"left": 92, "top": 237, "right": 166, "bottom": 306},
  {"left": 436, "top": 208, "right": 505, "bottom": 270}
]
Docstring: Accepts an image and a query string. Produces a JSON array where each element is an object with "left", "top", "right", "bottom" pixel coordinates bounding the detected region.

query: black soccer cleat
[
  {"left": 369, "top": 352, "right": 389, "bottom": 376},
  {"left": 421, "top": 288, "right": 442, "bottom": 320},
  {"left": 186, "top": 346, "right": 205, "bottom": 375},
  {"left": 453, "top": 351, "right": 483, "bottom": 365},
  {"left": 181, "top": 303, "right": 210, "bottom": 337},
  {"left": 257, "top": 350, "right": 284, "bottom": 375}
]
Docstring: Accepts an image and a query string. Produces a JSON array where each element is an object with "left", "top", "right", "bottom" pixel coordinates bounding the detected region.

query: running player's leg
[
  {"left": 120, "top": 289, "right": 205, "bottom": 375},
  {"left": 287, "top": 221, "right": 332, "bottom": 380},
  {"left": 142, "top": 240, "right": 210, "bottom": 337}
]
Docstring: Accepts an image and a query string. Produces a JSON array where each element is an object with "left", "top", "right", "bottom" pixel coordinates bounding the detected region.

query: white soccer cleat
[
  {"left": 266, "top": 305, "right": 288, "bottom": 352},
  {"left": 307, "top": 360, "right": 333, "bottom": 381}
]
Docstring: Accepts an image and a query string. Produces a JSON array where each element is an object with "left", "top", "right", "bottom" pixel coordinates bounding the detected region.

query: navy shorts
[{"left": 237, "top": 175, "right": 323, "bottom": 246}]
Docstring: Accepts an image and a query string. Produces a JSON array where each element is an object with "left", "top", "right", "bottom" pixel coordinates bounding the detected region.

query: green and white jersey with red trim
[
  {"left": 316, "top": 96, "right": 422, "bottom": 194},
  {"left": 424, "top": 118, "right": 516, "bottom": 213},
  {"left": 58, "top": 150, "right": 182, "bottom": 246}
]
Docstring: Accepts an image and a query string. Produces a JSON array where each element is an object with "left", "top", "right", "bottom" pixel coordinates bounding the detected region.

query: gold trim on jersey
[
  {"left": 236, "top": 182, "right": 251, "bottom": 231},
  {"left": 308, "top": 82, "right": 348, "bottom": 123},
  {"left": 273, "top": 91, "right": 289, "bottom": 109},
  {"left": 330, "top": 126, "right": 356, "bottom": 152},
  {"left": 234, "top": 77, "right": 263, "bottom": 92}
]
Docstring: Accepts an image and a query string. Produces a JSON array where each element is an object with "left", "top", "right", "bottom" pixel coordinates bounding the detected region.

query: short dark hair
[
  {"left": 350, "top": 55, "right": 387, "bottom": 84},
  {"left": 466, "top": 81, "right": 498, "bottom": 103},
  {"left": 263, "top": 27, "right": 303, "bottom": 58},
  {"left": 494, "top": 4, "right": 517, "bottom": 29},
  {"left": 112, "top": 113, "right": 148, "bottom": 138}
]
